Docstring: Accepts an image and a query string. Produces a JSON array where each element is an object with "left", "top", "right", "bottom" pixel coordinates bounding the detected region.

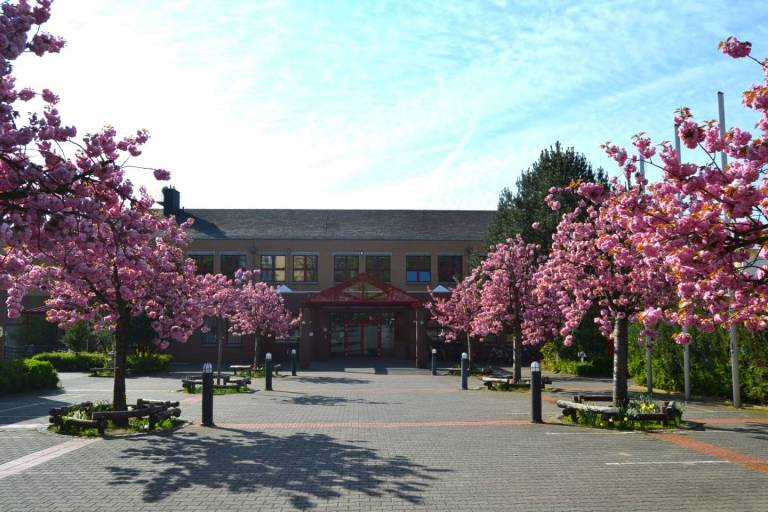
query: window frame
[
  {"left": 334, "top": 253, "right": 360, "bottom": 283},
  {"left": 364, "top": 254, "right": 391, "bottom": 282},
  {"left": 189, "top": 252, "right": 215, "bottom": 276},
  {"left": 292, "top": 253, "right": 319, "bottom": 283},
  {"left": 220, "top": 252, "right": 247, "bottom": 280},
  {"left": 405, "top": 254, "right": 431, "bottom": 284},
  {"left": 260, "top": 253, "right": 286, "bottom": 283},
  {"left": 437, "top": 254, "right": 463, "bottom": 283}
]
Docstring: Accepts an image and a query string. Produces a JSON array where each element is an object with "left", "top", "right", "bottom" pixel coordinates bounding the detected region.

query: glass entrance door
[
  {"left": 330, "top": 313, "right": 393, "bottom": 357},
  {"left": 362, "top": 321, "right": 381, "bottom": 357}
]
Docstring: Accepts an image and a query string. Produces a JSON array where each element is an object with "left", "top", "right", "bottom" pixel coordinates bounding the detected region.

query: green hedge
[
  {"left": 127, "top": 353, "right": 172, "bottom": 374},
  {"left": 628, "top": 322, "right": 768, "bottom": 404},
  {"left": 31, "top": 352, "right": 108, "bottom": 372},
  {"left": 541, "top": 342, "right": 612, "bottom": 377},
  {"left": 0, "top": 359, "right": 59, "bottom": 395}
]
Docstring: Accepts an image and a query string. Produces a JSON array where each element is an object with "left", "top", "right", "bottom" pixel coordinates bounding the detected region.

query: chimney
[{"left": 161, "top": 186, "right": 180, "bottom": 216}]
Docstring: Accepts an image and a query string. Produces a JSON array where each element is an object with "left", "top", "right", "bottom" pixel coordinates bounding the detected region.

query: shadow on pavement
[
  {"left": 106, "top": 427, "right": 449, "bottom": 509},
  {"left": 0, "top": 391, "right": 71, "bottom": 425},
  {"left": 274, "top": 395, "right": 394, "bottom": 407},
  {"left": 291, "top": 376, "right": 371, "bottom": 385}
]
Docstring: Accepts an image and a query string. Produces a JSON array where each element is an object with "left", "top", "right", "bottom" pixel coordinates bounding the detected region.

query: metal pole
[
  {"left": 291, "top": 348, "right": 297, "bottom": 376},
  {"left": 531, "top": 361, "right": 542, "bottom": 423},
  {"left": 202, "top": 362, "right": 214, "bottom": 427},
  {"left": 460, "top": 352, "right": 468, "bottom": 390},
  {"left": 639, "top": 157, "right": 653, "bottom": 396},
  {"left": 265, "top": 352, "right": 273, "bottom": 391},
  {"left": 431, "top": 348, "right": 437, "bottom": 376},
  {"left": 675, "top": 123, "right": 691, "bottom": 403},
  {"left": 216, "top": 327, "right": 223, "bottom": 386},
  {"left": 718, "top": 91, "right": 741, "bottom": 408},
  {"left": 414, "top": 314, "right": 419, "bottom": 369}
]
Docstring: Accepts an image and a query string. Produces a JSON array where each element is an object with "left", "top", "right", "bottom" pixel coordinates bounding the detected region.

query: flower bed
[{"left": 557, "top": 393, "right": 683, "bottom": 430}]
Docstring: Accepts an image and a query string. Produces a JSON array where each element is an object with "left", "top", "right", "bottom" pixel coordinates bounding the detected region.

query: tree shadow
[
  {"left": 275, "top": 395, "right": 394, "bottom": 407},
  {"left": 106, "top": 427, "right": 448, "bottom": 509},
  {"left": 292, "top": 376, "right": 370, "bottom": 385},
  {"left": 0, "top": 391, "right": 72, "bottom": 425}
]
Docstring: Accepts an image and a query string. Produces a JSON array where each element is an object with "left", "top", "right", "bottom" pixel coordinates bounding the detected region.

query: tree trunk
[
  {"left": 612, "top": 316, "right": 629, "bottom": 406},
  {"left": 112, "top": 311, "right": 130, "bottom": 426},
  {"left": 466, "top": 332, "right": 472, "bottom": 369},
  {"left": 253, "top": 335, "right": 261, "bottom": 367},
  {"left": 512, "top": 322, "right": 523, "bottom": 384},
  {"left": 216, "top": 325, "right": 224, "bottom": 385}
]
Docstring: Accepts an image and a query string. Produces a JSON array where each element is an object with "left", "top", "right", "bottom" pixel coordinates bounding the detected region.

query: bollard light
[
  {"left": 431, "top": 348, "right": 437, "bottom": 376},
  {"left": 460, "top": 352, "right": 468, "bottom": 390},
  {"left": 202, "top": 361, "right": 214, "bottom": 427},
  {"left": 530, "top": 361, "right": 542, "bottom": 423},
  {"left": 291, "top": 349, "right": 296, "bottom": 355},
  {"left": 432, "top": 348, "right": 437, "bottom": 354},
  {"left": 265, "top": 352, "right": 273, "bottom": 391},
  {"left": 290, "top": 348, "right": 297, "bottom": 376}
]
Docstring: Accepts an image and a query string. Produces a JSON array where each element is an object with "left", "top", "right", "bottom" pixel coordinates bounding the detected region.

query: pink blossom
[{"left": 719, "top": 36, "right": 751, "bottom": 58}]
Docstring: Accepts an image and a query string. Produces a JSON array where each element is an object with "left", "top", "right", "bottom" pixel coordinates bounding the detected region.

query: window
[
  {"left": 365, "top": 255, "right": 391, "bottom": 282},
  {"left": 406, "top": 255, "right": 431, "bottom": 283},
  {"left": 190, "top": 254, "right": 214, "bottom": 275},
  {"left": 200, "top": 317, "right": 217, "bottom": 346},
  {"left": 260, "top": 255, "right": 286, "bottom": 282},
  {"left": 226, "top": 322, "right": 242, "bottom": 346},
  {"left": 438, "top": 255, "right": 463, "bottom": 282},
  {"left": 293, "top": 254, "right": 318, "bottom": 282},
  {"left": 334, "top": 255, "right": 359, "bottom": 282},
  {"left": 221, "top": 254, "right": 247, "bottom": 279}
]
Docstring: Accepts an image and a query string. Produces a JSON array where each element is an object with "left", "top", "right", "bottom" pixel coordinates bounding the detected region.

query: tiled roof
[{"left": 170, "top": 209, "right": 493, "bottom": 241}]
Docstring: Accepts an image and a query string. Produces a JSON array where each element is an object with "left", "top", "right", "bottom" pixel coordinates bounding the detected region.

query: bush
[
  {"left": 541, "top": 343, "right": 612, "bottom": 377},
  {"left": 628, "top": 322, "right": 768, "bottom": 404},
  {"left": 0, "top": 359, "right": 59, "bottom": 395},
  {"left": 31, "top": 351, "right": 108, "bottom": 372},
  {"left": 127, "top": 353, "right": 172, "bottom": 374}
]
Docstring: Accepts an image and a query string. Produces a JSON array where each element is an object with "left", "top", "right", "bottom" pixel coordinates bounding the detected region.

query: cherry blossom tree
[
  {"left": 534, "top": 181, "right": 675, "bottom": 404},
  {"left": 471, "top": 235, "right": 543, "bottom": 383},
  {"left": 25, "top": 199, "right": 204, "bottom": 417},
  {"left": 0, "top": 0, "right": 171, "bottom": 317},
  {"left": 226, "top": 272, "right": 297, "bottom": 366},
  {"left": 427, "top": 269, "right": 482, "bottom": 367},
  {"left": 198, "top": 270, "right": 297, "bottom": 380},
  {"left": 603, "top": 37, "right": 768, "bottom": 339}
]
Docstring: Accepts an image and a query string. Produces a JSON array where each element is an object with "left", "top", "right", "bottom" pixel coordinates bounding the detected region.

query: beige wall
[{"left": 186, "top": 238, "right": 483, "bottom": 293}]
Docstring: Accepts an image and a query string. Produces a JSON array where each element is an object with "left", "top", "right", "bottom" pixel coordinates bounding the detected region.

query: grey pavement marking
[{"left": 0, "top": 438, "right": 100, "bottom": 480}]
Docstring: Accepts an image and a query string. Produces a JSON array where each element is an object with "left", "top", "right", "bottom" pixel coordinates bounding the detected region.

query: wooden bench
[
  {"left": 230, "top": 364, "right": 282, "bottom": 376},
  {"left": 50, "top": 399, "right": 181, "bottom": 435},
  {"left": 181, "top": 375, "right": 251, "bottom": 393},
  {"left": 556, "top": 396, "right": 681, "bottom": 426},
  {"left": 90, "top": 367, "right": 132, "bottom": 377},
  {"left": 481, "top": 376, "right": 550, "bottom": 390}
]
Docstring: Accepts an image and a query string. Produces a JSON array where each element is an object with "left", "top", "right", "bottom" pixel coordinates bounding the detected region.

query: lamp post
[{"left": 413, "top": 317, "right": 424, "bottom": 369}]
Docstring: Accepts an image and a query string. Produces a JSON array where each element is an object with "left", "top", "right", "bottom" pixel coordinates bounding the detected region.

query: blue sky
[{"left": 13, "top": 0, "right": 768, "bottom": 210}]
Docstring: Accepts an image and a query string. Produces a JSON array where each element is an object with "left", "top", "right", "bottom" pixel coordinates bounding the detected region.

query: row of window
[{"left": 189, "top": 253, "right": 463, "bottom": 284}]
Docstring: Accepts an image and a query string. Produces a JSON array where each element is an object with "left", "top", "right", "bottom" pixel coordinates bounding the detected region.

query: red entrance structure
[{"left": 299, "top": 274, "right": 424, "bottom": 367}]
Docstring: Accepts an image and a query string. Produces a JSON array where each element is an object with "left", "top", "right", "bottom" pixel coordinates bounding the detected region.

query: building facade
[{"left": 162, "top": 188, "right": 493, "bottom": 368}]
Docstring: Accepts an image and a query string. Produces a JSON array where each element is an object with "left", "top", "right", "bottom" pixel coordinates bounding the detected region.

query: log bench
[
  {"left": 556, "top": 396, "right": 681, "bottom": 426},
  {"left": 50, "top": 399, "right": 181, "bottom": 435}
]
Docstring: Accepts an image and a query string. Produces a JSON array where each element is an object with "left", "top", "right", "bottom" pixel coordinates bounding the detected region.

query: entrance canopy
[{"left": 305, "top": 273, "right": 421, "bottom": 307}]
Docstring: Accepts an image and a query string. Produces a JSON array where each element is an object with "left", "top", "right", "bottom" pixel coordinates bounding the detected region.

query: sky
[{"left": 12, "top": 0, "right": 768, "bottom": 210}]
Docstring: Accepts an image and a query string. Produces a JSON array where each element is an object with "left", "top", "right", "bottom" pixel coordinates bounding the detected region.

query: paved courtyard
[{"left": 1, "top": 361, "right": 767, "bottom": 511}]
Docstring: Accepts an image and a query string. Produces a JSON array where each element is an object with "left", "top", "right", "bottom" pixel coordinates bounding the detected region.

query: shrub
[
  {"left": 127, "top": 353, "right": 172, "bottom": 374},
  {"left": 541, "top": 343, "right": 612, "bottom": 377},
  {"left": 0, "top": 359, "right": 59, "bottom": 396},
  {"left": 31, "top": 352, "right": 108, "bottom": 372},
  {"left": 628, "top": 322, "right": 768, "bottom": 404}
]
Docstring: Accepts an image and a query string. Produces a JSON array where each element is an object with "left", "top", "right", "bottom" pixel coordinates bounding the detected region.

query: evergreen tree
[{"left": 484, "top": 142, "right": 606, "bottom": 252}]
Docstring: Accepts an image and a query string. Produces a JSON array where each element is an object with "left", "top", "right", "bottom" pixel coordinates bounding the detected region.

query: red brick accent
[{"left": 653, "top": 432, "right": 768, "bottom": 474}]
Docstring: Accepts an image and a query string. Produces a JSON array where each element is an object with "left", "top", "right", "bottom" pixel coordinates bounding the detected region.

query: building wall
[{"left": 185, "top": 238, "right": 483, "bottom": 294}]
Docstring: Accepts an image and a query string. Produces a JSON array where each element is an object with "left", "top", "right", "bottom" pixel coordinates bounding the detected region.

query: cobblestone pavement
[{"left": 1, "top": 361, "right": 767, "bottom": 511}]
